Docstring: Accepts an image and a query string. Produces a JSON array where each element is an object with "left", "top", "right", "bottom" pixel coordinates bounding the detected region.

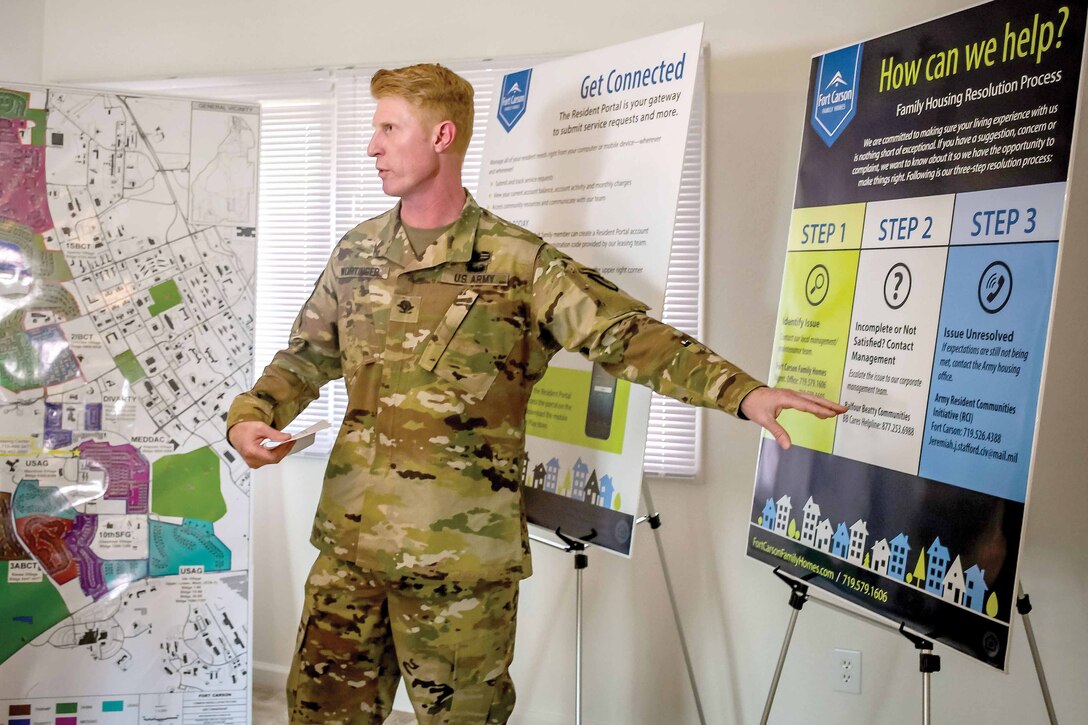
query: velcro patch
[{"left": 391, "top": 295, "right": 422, "bottom": 323}]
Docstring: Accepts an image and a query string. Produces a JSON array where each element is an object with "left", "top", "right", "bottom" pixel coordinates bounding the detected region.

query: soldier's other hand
[
  {"left": 228, "top": 420, "right": 295, "bottom": 469},
  {"left": 739, "top": 386, "right": 847, "bottom": 450}
]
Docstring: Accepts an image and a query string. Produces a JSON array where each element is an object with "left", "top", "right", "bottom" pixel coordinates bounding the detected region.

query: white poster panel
[
  {"left": 0, "top": 84, "right": 257, "bottom": 721},
  {"left": 477, "top": 25, "right": 703, "bottom": 554}
]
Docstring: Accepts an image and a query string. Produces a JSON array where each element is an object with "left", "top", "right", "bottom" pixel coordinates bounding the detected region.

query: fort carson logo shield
[
  {"left": 811, "top": 43, "right": 864, "bottom": 147},
  {"left": 498, "top": 69, "right": 532, "bottom": 132}
]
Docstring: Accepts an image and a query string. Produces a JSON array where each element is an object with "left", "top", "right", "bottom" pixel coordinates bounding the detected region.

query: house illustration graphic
[
  {"left": 775, "top": 495, "right": 792, "bottom": 535},
  {"left": 816, "top": 519, "right": 834, "bottom": 552},
  {"left": 963, "top": 564, "right": 988, "bottom": 612},
  {"left": 572, "top": 458, "right": 589, "bottom": 502},
  {"left": 888, "top": 533, "right": 910, "bottom": 581},
  {"left": 585, "top": 471, "right": 601, "bottom": 506},
  {"left": 544, "top": 457, "right": 560, "bottom": 493},
  {"left": 751, "top": 490, "right": 999, "bottom": 620},
  {"left": 832, "top": 522, "right": 850, "bottom": 559},
  {"left": 599, "top": 475, "right": 615, "bottom": 510},
  {"left": 870, "top": 538, "right": 890, "bottom": 575},
  {"left": 925, "top": 537, "right": 950, "bottom": 595},
  {"left": 801, "top": 496, "right": 820, "bottom": 546},
  {"left": 761, "top": 499, "right": 776, "bottom": 530},
  {"left": 848, "top": 519, "right": 868, "bottom": 565},
  {"left": 942, "top": 555, "right": 965, "bottom": 605}
]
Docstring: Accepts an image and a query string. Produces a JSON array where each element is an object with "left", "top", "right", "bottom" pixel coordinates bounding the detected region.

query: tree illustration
[
  {"left": 613, "top": 492, "right": 621, "bottom": 510},
  {"left": 788, "top": 519, "right": 798, "bottom": 539},
  {"left": 863, "top": 552, "right": 871, "bottom": 569},
  {"left": 909, "top": 551, "right": 926, "bottom": 586},
  {"left": 757, "top": 515, "right": 763, "bottom": 526},
  {"left": 560, "top": 471, "right": 572, "bottom": 497},
  {"left": 986, "top": 592, "right": 999, "bottom": 618}
]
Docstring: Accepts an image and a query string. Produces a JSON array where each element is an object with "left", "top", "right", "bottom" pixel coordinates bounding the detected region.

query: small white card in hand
[{"left": 260, "top": 420, "right": 331, "bottom": 455}]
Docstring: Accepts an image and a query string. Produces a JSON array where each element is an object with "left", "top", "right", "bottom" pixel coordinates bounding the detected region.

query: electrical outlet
[{"left": 832, "top": 648, "right": 862, "bottom": 694}]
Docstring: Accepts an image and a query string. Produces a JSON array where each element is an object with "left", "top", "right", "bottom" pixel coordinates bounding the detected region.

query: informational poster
[
  {"left": 477, "top": 26, "right": 703, "bottom": 554},
  {"left": 0, "top": 85, "right": 258, "bottom": 721},
  {"left": 746, "top": 0, "right": 1086, "bottom": 669}
]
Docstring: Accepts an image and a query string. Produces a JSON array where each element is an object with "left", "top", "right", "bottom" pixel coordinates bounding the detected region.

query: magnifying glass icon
[{"left": 805, "top": 264, "right": 829, "bottom": 306}]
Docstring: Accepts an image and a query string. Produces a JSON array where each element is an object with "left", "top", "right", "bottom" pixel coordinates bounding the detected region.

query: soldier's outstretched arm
[
  {"left": 227, "top": 420, "right": 295, "bottom": 469},
  {"left": 738, "top": 386, "right": 847, "bottom": 450}
]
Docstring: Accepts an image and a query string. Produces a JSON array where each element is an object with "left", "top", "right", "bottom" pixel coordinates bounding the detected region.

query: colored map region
[
  {"left": 0, "top": 561, "right": 71, "bottom": 664},
  {"left": 0, "top": 97, "right": 53, "bottom": 233},
  {"left": 77, "top": 441, "right": 150, "bottom": 514},
  {"left": 146, "top": 279, "right": 182, "bottom": 317},
  {"left": 149, "top": 519, "right": 230, "bottom": 576},
  {"left": 151, "top": 447, "right": 225, "bottom": 521}
]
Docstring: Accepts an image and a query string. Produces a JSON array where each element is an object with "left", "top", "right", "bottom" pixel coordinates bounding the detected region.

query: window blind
[{"left": 100, "top": 55, "right": 708, "bottom": 476}]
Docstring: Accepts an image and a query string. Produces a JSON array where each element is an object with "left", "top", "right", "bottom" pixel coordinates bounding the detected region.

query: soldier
[{"left": 228, "top": 64, "right": 845, "bottom": 724}]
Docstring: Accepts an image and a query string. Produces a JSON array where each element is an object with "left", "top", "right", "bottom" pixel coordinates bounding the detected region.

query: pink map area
[
  {"left": 0, "top": 118, "right": 53, "bottom": 233},
  {"left": 77, "top": 441, "right": 151, "bottom": 514}
]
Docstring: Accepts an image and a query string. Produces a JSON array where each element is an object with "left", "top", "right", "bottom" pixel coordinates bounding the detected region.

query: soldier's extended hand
[
  {"left": 228, "top": 420, "right": 295, "bottom": 469},
  {"left": 739, "top": 386, "right": 847, "bottom": 450}
]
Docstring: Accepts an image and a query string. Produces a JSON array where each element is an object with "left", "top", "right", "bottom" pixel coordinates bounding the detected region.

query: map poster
[
  {"left": 0, "top": 84, "right": 258, "bottom": 721},
  {"left": 476, "top": 25, "right": 703, "bottom": 555},
  {"left": 745, "top": 0, "right": 1086, "bottom": 670}
]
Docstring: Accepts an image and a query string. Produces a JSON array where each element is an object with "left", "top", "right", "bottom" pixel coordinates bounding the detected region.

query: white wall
[
  {"left": 40, "top": 1, "right": 1088, "bottom": 723},
  {"left": 1, "top": 0, "right": 44, "bottom": 83}
]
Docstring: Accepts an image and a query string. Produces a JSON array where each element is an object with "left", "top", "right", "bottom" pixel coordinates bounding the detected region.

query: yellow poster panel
[{"left": 768, "top": 248, "right": 859, "bottom": 452}]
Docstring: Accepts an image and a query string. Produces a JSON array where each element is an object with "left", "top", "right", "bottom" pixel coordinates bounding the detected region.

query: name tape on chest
[
  {"left": 338, "top": 266, "right": 386, "bottom": 279},
  {"left": 439, "top": 270, "right": 511, "bottom": 287}
]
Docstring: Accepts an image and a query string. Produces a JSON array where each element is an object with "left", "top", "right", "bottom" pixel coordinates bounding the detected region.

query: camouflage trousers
[{"left": 286, "top": 552, "right": 519, "bottom": 724}]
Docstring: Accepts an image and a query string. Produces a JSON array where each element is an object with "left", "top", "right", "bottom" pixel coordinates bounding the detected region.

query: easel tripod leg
[
  {"left": 641, "top": 481, "right": 708, "bottom": 725},
  {"left": 759, "top": 569, "right": 810, "bottom": 725},
  {"left": 1017, "top": 584, "right": 1059, "bottom": 725}
]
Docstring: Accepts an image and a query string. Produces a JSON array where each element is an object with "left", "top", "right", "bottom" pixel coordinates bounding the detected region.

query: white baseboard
[{"left": 252, "top": 660, "right": 289, "bottom": 692}]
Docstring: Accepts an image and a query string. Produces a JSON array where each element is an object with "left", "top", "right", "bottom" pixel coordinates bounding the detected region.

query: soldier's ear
[{"left": 433, "top": 120, "right": 457, "bottom": 153}]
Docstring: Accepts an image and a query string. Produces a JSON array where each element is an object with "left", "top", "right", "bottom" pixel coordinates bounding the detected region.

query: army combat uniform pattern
[{"left": 228, "top": 192, "right": 763, "bottom": 723}]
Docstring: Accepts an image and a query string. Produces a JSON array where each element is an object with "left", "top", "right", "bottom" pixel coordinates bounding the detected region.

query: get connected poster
[
  {"left": 746, "top": 0, "right": 1086, "bottom": 669},
  {"left": 477, "top": 25, "right": 703, "bottom": 554}
]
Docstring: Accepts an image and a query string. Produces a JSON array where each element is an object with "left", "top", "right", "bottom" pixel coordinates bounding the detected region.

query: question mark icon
[
  {"left": 884, "top": 263, "right": 911, "bottom": 310},
  {"left": 1057, "top": 6, "right": 1069, "bottom": 47}
]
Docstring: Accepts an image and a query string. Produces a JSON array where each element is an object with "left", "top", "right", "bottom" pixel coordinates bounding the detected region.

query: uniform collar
[{"left": 377, "top": 190, "right": 482, "bottom": 272}]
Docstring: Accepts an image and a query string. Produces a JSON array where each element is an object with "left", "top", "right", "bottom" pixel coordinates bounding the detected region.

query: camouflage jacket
[{"left": 227, "top": 192, "right": 763, "bottom": 583}]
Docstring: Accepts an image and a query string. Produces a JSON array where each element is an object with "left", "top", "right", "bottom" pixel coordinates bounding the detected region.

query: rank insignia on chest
[
  {"left": 391, "top": 295, "right": 422, "bottom": 323},
  {"left": 467, "top": 250, "right": 491, "bottom": 273}
]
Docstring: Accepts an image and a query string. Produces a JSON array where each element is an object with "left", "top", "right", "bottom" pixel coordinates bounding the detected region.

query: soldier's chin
[{"left": 380, "top": 179, "right": 402, "bottom": 198}]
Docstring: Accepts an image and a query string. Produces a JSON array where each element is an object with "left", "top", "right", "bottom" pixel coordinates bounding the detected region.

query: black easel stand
[
  {"left": 639, "top": 482, "right": 708, "bottom": 725},
  {"left": 898, "top": 624, "right": 940, "bottom": 725},
  {"left": 1017, "top": 585, "right": 1059, "bottom": 724},
  {"left": 759, "top": 568, "right": 815, "bottom": 725},
  {"left": 757, "top": 568, "right": 1061, "bottom": 725},
  {"left": 529, "top": 527, "right": 595, "bottom": 725}
]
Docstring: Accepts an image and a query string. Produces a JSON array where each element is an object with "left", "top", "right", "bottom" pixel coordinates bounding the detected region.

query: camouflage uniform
[{"left": 228, "top": 192, "right": 763, "bottom": 722}]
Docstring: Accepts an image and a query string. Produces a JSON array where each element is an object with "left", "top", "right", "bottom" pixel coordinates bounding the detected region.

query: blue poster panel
[{"left": 747, "top": 0, "right": 1086, "bottom": 669}]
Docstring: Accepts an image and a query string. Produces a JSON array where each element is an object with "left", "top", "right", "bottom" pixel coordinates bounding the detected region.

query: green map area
[
  {"left": 151, "top": 446, "right": 226, "bottom": 521},
  {"left": 147, "top": 279, "right": 182, "bottom": 316},
  {"left": 0, "top": 562, "right": 71, "bottom": 664},
  {"left": 113, "top": 350, "right": 146, "bottom": 384}
]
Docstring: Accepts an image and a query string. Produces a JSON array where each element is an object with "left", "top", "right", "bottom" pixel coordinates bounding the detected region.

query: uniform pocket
[
  {"left": 345, "top": 355, "right": 381, "bottom": 421},
  {"left": 418, "top": 290, "right": 517, "bottom": 398}
]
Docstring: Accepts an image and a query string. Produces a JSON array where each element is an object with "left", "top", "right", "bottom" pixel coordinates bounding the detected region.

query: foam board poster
[
  {"left": 477, "top": 25, "right": 704, "bottom": 555},
  {"left": 746, "top": 0, "right": 1086, "bottom": 669}
]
